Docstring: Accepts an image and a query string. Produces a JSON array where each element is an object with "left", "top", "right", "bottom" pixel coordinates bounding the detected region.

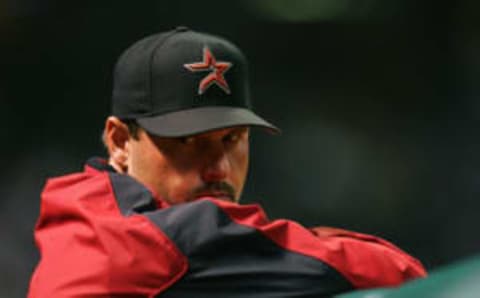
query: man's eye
[
  {"left": 224, "top": 133, "right": 240, "bottom": 143},
  {"left": 179, "top": 137, "right": 195, "bottom": 145}
]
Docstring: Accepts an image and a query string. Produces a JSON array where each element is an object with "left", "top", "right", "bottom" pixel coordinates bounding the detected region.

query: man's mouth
[
  {"left": 193, "top": 182, "right": 236, "bottom": 202},
  {"left": 195, "top": 192, "right": 234, "bottom": 202}
]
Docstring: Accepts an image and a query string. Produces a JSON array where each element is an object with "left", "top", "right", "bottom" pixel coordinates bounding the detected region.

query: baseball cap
[{"left": 112, "top": 26, "right": 280, "bottom": 137}]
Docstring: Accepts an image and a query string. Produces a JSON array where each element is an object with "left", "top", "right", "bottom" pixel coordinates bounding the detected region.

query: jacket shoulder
[
  {"left": 39, "top": 168, "right": 119, "bottom": 219},
  {"left": 30, "top": 168, "right": 187, "bottom": 297}
]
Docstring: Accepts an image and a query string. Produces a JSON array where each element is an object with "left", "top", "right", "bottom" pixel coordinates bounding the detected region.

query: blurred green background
[{"left": 2, "top": 0, "right": 480, "bottom": 296}]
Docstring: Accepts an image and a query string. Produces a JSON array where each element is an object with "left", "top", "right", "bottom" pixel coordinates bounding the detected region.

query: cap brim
[{"left": 137, "top": 106, "right": 280, "bottom": 137}]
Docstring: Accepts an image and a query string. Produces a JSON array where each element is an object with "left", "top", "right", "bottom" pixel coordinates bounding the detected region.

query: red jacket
[{"left": 28, "top": 158, "right": 426, "bottom": 297}]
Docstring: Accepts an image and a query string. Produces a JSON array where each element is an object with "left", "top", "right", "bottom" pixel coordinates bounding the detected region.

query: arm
[{"left": 310, "top": 226, "right": 427, "bottom": 288}]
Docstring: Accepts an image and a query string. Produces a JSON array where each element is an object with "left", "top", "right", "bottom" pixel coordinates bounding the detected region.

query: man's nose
[{"left": 201, "top": 148, "right": 230, "bottom": 182}]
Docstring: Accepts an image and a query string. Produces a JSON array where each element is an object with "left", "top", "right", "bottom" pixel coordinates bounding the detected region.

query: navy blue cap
[{"left": 112, "top": 26, "right": 279, "bottom": 137}]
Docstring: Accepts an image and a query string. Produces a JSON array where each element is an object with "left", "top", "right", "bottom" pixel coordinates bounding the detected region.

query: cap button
[{"left": 176, "top": 26, "right": 189, "bottom": 32}]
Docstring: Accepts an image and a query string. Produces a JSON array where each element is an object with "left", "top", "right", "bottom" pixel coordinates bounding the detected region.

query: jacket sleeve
[
  {"left": 28, "top": 174, "right": 187, "bottom": 298},
  {"left": 310, "top": 226, "right": 427, "bottom": 288},
  {"left": 214, "top": 200, "right": 426, "bottom": 290}
]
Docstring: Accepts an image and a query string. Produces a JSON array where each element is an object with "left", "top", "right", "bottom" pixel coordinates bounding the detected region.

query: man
[{"left": 28, "top": 27, "right": 426, "bottom": 297}]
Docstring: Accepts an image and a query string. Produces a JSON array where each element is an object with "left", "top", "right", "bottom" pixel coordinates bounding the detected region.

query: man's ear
[{"left": 103, "top": 116, "right": 130, "bottom": 173}]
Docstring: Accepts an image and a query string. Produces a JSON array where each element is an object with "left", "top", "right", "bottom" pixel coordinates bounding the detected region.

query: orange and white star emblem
[{"left": 184, "top": 47, "right": 232, "bottom": 95}]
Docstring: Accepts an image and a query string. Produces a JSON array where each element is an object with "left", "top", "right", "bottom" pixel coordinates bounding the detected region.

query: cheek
[
  {"left": 162, "top": 170, "right": 198, "bottom": 201},
  {"left": 230, "top": 140, "right": 250, "bottom": 187},
  {"left": 127, "top": 139, "right": 170, "bottom": 194},
  {"left": 128, "top": 140, "right": 201, "bottom": 204},
  {"left": 129, "top": 139, "right": 157, "bottom": 171},
  {"left": 128, "top": 141, "right": 166, "bottom": 188}
]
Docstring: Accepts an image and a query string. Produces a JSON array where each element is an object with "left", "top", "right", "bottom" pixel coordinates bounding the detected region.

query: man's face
[{"left": 126, "top": 126, "right": 250, "bottom": 204}]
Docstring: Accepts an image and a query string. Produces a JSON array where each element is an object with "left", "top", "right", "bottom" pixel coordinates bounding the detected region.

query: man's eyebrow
[{"left": 231, "top": 127, "right": 249, "bottom": 133}]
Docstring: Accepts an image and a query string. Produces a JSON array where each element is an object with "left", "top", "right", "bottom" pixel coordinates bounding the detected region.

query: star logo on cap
[{"left": 184, "top": 47, "right": 232, "bottom": 95}]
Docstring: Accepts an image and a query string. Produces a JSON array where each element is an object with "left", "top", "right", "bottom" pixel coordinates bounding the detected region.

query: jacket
[{"left": 28, "top": 157, "right": 427, "bottom": 297}]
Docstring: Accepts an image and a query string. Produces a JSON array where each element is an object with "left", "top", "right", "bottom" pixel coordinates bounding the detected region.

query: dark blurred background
[{"left": 2, "top": 0, "right": 480, "bottom": 296}]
